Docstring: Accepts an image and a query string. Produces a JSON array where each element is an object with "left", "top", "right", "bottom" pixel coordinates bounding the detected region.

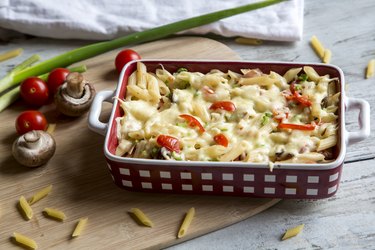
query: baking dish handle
[
  {"left": 88, "top": 90, "right": 115, "bottom": 136},
  {"left": 345, "top": 97, "right": 371, "bottom": 145}
]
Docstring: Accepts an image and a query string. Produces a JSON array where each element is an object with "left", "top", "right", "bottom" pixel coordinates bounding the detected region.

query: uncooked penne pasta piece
[
  {"left": 310, "top": 35, "right": 325, "bottom": 59},
  {"left": 44, "top": 207, "right": 66, "bottom": 221},
  {"left": 366, "top": 59, "right": 375, "bottom": 79},
  {"left": 178, "top": 207, "right": 195, "bottom": 238},
  {"left": 234, "top": 37, "right": 263, "bottom": 45},
  {"left": 323, "top": 49, "right": 332, "bottom": 64},
  {"left": 72, "top": 217, "right": 88, "bottom": 237},
  {"left": 46, "top": 124, "right": 56, "bottom": 134},
  {"left": 13, "top": 232, "right": 38, "bottom": 250},
  {"left": 0, "top": 48, "right": 23, "bottom": 62},
  {"left": 281, "top": 224, "right": 304, "bottom": 240},
  {"left": 19, "top": 196, "right": 33, "bottom": 220},
  {"left": 29, "top": 185, "right": 53, "bottom": 205},
  {"left": 130, "top": 208, "right": 153, "bottom": 227}
]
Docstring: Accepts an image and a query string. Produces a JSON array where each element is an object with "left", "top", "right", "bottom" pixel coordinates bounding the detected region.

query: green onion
[
  {"left": 0, "top": 0, "right": 285, "bottom": 111},
  {"left": 38, "top": 65, "right": 87, "bottom": 81},
  {"left": 261, "top": 112, "right": 273, "bottom": 126},
  {"left": 298, "top": 73, "right": 309, "bottom": 82},
  {"left": 177, "top": 68, "right": 188, "bottom": 73}
]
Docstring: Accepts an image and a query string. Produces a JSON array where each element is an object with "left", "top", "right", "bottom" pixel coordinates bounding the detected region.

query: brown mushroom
[
  {"left": 54, "top": 72, "right": 95, "bottom": 117},
  {"left": 12, "top": 130, "right": 56, "bottom": 167}
]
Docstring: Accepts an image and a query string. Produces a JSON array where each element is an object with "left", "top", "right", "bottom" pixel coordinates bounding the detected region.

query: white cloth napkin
[{"left": 0, "top": 0, "right": 304, "bottom": 41}]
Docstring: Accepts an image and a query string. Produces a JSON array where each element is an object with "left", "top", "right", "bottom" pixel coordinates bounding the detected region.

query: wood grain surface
[{"left": 0, "top": 37, "right": 279, "bottom": 250}]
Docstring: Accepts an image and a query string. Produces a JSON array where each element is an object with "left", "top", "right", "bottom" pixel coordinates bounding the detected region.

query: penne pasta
[
  {"left": 234, "top": 37, "right": 263, "bottom": 45},
  {"left": 29, "top": 185, "right": 53, "bottom": 205},
  {"left": 19, "top": 196, "right": 33, "bottom": 220},
  {"left": 317, "top": 135, "right": 337, "bottom": 151},
  {"left": 283, "top": 67, "right": 302, "bottom": 83},
  {"left": 366, "top": 59, "right": 375, "bottom": 79},
  {"left": 72, "top": 217, "right": 88, "bottom": 238},
  {"left": 43, "top": 207, "right": 66, "bottom": 221},
  {"left": 0, "top": 48, "right": 23, "bottom": 62},
  {"left": 281, "top": 224, "right": 304, "bottom": 240},
  {"left": 12, "top": 232, "right": 38, "bottom": 250},
  {"left": 323, "top": 49, "right": 332, "bottom": 64},
  {"left": 46, "top": 124, "right": 56, "bottom": 134},
  {"left": 130, "top": 208, "right": 154, "bottom": 227},
  {"left": 178, "top": 207, "right": 195, "bottom": 238},
  {"left": 310, "top": 35, "right": 325, "bottom": 59}
]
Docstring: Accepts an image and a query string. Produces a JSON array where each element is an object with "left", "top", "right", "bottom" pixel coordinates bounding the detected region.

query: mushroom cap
[
  {"left": 12, "top": 130, "right": 56, "bottom": 167},
  {"left": 55, "top": 82, "right": 95, "bottom": 117}
]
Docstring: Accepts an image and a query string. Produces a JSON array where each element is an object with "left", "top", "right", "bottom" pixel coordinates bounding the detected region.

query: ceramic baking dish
[{"left": 88, "top": 60, "right": 370, "bottom": 199}]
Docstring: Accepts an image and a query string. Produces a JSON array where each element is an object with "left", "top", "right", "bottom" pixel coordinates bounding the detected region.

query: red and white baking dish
[{"left": 88, "top": 60, "right": 370, "bottom": 199}]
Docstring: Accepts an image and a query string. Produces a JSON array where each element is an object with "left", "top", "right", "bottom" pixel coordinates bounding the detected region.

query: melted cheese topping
[{"left": 116, "top": 63, "right": 340, "bottom": 164}]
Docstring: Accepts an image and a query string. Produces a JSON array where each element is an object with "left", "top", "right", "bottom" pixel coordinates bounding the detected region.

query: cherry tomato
[
  {"left": 115, "top": 49, "right": 141, "bottom": 73},
  {"left": 278, "top": 123, "right": 316, "bottom": 131},
  {"left": 156, "top": 135, "right": 181, "bottom": 153},
  {"left": 213, "top": 133, "right": 229, "bottom": 147},
  {"left": 47, "top": 68, "right": 70, "bottom": 95},
  {"left": 20, "top": 77, "right": 49, "bottom": 107},
  {"left": 209, "top": 101, "right": 236, "bottom": 112},
  {"left": 15, "top": 110, "right": 48, "bottom": 135},
  {"left": 179, "top": 114, "right": 205, "bottom": 133}
]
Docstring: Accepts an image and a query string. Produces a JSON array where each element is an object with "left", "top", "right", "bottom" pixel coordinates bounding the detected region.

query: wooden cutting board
[{"left": 0, "top": 37, "right": 280, "bottom": 250}]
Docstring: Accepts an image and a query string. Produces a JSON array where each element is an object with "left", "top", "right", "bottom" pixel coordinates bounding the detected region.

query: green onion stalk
[{"left": 0, "top": 0, "right": 285, "bottom": 111}]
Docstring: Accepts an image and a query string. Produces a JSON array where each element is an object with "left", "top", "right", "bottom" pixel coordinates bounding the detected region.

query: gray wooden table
[{"left": 1, "top": 0, "right": 374, "bottom": 249}]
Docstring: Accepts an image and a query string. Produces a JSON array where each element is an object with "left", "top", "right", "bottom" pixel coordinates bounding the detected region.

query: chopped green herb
[
  {"left": 175, "top": 80, "right": 189, "bottom": 89},
  {"left": 294, "top": 84, "right": 303, "bottom": 91},
  {"left": 172, "top": 151, "right": 183, "bottom": 161},
  {"left": 261, "top": 112, "right": 273, "bottom": 126},
  {"left": 176, "top": 122, "right": 188, "bottom": 128},
  {"left": 298, "top": 73, "right": 308, "bottom": 82},
  {"left": 177, "top": 67, "right": 188, "bottom": 73}
]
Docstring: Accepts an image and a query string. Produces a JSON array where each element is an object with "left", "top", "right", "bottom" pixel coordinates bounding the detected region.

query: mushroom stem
[
  {"left": 23, "top": 130, "right": 41, "bottom": 150},
  {"left": 66, "top": 72, "right": 85, "bottom": 98}
]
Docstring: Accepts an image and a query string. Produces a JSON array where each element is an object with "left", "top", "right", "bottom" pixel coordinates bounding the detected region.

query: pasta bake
[{"left": 115, "top": 62, "right": 340, "bottom": 164}]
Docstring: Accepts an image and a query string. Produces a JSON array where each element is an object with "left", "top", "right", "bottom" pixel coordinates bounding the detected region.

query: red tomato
[
  {"left": 213, "top": 133, "right": 229, "bottom": 147},
  {"left": 209, "top": 101, "right": 236, "bottom": 112},
  {"left": 20, "top": 77, "right": 49, "bottom": 107},
  {"left": 47, "top": 68, "right": 70, "bottom": 95},
  {"left": 179, "top": 114, "right": 205, "bottom": 133},
  {"left": 115, "top": 49, "right": 141, "bottom": 73},
  {"left": 15, "top": 110, "right": 48, "bottom": 135},
  {"left": 289, "top": 83, "right": 312, "bottom": 107},
  {"left": 278, "top": 123, "right": 316, "bottom": 131},
  {"left": 156, "top": 135, "right": 181, "bottom": 153}
]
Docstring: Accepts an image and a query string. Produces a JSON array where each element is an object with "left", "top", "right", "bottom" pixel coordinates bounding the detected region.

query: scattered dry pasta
[
  {"left": 234, "top": 37, "right": 263, "bottom": 45},
  {"left": 310, "top": 35, "right": 325, "bottom": 59},
  {"left": 130, "top": 208, "right": 153, "bottom": 227},
  {"left": 0, "top": 48, "right": 23, "bottom": 62},
  {"left": 310, "top": 36, "right": 332, "bottom": 64},
  {"left": 281, "top": 224, "right": 304, "bottom": 240},
  {"left": 366, "top": 59, "right": 375, "bottom": 79},
  {"left": 46, "top": 124, "right": 57, "bottom": 134},
  {"left": 323, "top": 49, "right": 332, "bottom": 64},
  {"left": 178, "top": 207, "right": 195, "bottom": 238},
  {"left": 72, "top": 217, "right": 88, "bottom": 237},
  {"left": 19, "top": 196, "right": 33, "bottom": 220},
  {"left": 43, "top": 207, "right": 66, "bottom": 221},
  {"left": 12, "top": 232, "right": 38, "bottom": 250},
  {"left": 29, "top": 185, "right": 53, "bottom": 205}
]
